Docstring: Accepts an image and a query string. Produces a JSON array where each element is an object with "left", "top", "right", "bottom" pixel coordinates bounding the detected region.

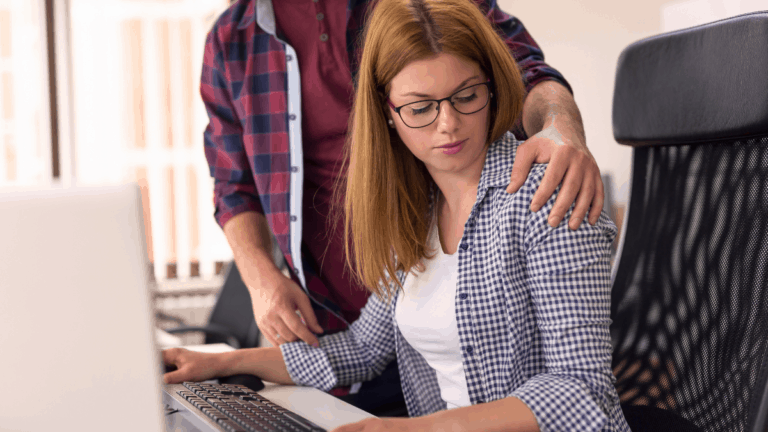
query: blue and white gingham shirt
[{"left": 281, "top": 132, "right": 630, "bottom": 431}]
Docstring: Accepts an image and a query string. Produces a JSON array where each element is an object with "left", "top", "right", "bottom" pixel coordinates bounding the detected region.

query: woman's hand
[
  {"left": 331, "top": 417, "right": 433, "bottom": 432},
  {"left": 162, "top": 347, "right": 226, "bottom": 384}
]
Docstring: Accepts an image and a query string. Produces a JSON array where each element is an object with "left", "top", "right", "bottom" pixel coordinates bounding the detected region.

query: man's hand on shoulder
[
  {"left": 507, "top": 123, "right": 604, "bottom": 230},
  {"left": 507, "top": 80, "right": 604, "bottom": 231}
]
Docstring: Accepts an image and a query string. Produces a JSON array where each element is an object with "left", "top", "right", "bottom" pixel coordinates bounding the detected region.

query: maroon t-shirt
[{"left": 274, "top": 0, "right": 369, "bottom": 323}]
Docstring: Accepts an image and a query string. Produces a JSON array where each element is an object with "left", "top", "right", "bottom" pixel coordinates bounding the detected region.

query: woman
[{"left": 164, "top": 0, "right": 629, "bottom": 430}]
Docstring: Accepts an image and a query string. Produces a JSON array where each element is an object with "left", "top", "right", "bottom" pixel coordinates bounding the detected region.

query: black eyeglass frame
[{"left": 386, "top": 81, "right": 493, "bottom": 129}]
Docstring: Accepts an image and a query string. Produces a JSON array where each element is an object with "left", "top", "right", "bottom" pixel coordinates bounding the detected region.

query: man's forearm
[
  {"left": 222, "top": 211, "right": 282, "bottom": 285},
  {"left": 522, "top": 80, "right": 587, "bottom": 149}
]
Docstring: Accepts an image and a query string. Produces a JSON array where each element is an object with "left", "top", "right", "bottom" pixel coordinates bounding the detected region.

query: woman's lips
[{"left": 439, "top": 139, "right": 466, "bottom": 155}]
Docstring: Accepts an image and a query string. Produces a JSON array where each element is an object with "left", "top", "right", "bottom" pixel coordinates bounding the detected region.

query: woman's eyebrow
[{"left": 401, "top": 75, "right": 481, "bottom": 98}]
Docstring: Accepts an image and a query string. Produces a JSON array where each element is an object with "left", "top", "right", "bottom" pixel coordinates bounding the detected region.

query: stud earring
[{"left": 388, "top": 119, "right": 394, "bottom": 127}]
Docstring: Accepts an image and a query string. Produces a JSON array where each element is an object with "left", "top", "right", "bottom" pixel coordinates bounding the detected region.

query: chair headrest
[{"left": 612, "top": 11, "right": 768, "bottom": 146}]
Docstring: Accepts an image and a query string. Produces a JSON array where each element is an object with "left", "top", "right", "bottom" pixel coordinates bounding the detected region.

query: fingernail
[{"left": 548, "top": 216, "right": 558, "bottom": 226}]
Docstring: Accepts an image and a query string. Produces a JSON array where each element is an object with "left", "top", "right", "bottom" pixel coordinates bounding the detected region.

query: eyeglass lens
[{"left": 398, "top": 83, "right": 489, "bottom": 128}]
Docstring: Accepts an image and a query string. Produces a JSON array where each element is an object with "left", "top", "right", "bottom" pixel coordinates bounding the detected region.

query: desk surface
[{"left": 171, "top": 343, "right": 374, "bottom": 430}]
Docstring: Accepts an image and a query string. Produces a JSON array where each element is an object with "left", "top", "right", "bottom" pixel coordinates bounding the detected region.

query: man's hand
[
  {"left": 509, "top": 80, "right": 604, "bottom": 230},
  {"left": 247, "top": 268, "right": 324, "bottom": 347},
  {"left": 223, "top": 212, "right": 324, "bottom": 348},
  {"left": 162, "top": 347, "right": 223, "bottom": 384},
  {"left": 507, "top": 123, "right": 603, "bottom": 230}
]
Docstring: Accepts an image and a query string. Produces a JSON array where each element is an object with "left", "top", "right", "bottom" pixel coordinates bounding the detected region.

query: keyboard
[{"left": 176, "top": 382, "right": 327, "bottom": 432}]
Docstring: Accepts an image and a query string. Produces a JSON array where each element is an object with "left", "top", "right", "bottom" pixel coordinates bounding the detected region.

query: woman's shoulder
[
  {"left": 482, "top": 131, "right": 548, "bottom": 206},
  {"left": 481, "top": 132, "right": 616, "bottom": 241}
]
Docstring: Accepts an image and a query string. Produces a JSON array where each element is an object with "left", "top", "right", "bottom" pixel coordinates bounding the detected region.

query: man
[{"left": 202, "top": 0, "right": 603, "bottom": 413}]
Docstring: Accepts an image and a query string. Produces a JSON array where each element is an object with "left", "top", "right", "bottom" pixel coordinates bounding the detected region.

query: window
[
  {"left": 8, "top": 0, "right": 234, "bottom": 286},
  {"left": 0, "top": 0, "right": 52, "bottom": 186}
]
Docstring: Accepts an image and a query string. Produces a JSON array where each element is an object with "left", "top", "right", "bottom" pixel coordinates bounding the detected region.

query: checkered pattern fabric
[
  {"left": 201, "top": 0, "right": 571, "bottom": 305},
  {"left": 281, "top": 132, "right": 630, "bottom": 431}
]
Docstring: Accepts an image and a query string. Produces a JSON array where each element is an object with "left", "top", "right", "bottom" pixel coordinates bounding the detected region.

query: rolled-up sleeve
[
  {"left": 201, "top": 24, "right": 263, "bottom": 229},
  {"left": 510, "top": 165, "right": 619, "bottom": 431},
  {"left": 480, "top": 1, "right": 572, "bottom": 94},
  {"left": 280, "top": 290, "right": 397, "bottom": 391}
]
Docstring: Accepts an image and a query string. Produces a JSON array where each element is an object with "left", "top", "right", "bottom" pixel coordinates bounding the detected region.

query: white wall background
[{"left": 499, "top": 0, "right": 766, "bottom": 206}]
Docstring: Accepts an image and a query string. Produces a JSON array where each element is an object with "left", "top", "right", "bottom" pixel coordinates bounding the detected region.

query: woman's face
[{"left": 387, "top": 53, "right": 491, "bottom": 179}]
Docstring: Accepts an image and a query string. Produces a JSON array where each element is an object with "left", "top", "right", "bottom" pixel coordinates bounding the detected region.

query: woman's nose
[{"left": 435, "top": 100, "right": 461, "bottom": 132}]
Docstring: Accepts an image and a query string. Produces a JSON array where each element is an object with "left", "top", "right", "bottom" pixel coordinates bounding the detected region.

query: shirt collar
[
  {"left": 478, "top": 132, "right": 519, "bottom": 190},
  {"left": 238, "top": 0, "right": 276, "bottom": 35}
]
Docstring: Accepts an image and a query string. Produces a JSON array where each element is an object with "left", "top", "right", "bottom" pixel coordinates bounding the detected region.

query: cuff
[
  {"left": 510, "top": 375, "right": 608, "bottom": 432},
  {"left": 280, "top": 341, "right": 338, "bottom": 392}
]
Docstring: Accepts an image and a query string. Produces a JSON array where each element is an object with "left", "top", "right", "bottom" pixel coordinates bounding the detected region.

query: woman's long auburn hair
[{"left": 338, "top": 0, "right": 526, "bottom": 299}]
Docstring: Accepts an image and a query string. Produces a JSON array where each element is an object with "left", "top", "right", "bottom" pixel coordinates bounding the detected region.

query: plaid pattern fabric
[
  {"left": 201, "top": 0, "right": 571, "bottom": 327},
  {"left": 282, "top": 133, "right": 630, "bottom": 431}
]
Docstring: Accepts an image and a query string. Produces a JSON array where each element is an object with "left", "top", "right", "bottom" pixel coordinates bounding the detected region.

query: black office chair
[
  {"left": 164, "top": 261, "right": 260, "bottom": 349},
  {"left": 609, "top": 11, "right": 768, "bottom": 432}
]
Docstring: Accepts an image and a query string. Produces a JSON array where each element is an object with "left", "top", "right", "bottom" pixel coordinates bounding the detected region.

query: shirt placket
[{"left": 456, "top": 186, "right": 489, "bottom": 405}]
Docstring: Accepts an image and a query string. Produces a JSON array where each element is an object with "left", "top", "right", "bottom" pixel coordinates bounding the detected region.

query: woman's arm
[
  {"left": 330, "top": 397, "right": 538, "bottom": 432},
  {"left": 162, "top": 346, "right": 294, "bottom": 385},
  {"left": 508, "top": 164, "right": 620, "bottom": 431},
  {"left": 163, "top": 287, "right": 397, "bottom": 391}
]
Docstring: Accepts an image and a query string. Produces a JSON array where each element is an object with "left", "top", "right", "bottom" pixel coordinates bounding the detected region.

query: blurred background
[{"left": 0, "top": 0, "right": 763, "bottom": 341}]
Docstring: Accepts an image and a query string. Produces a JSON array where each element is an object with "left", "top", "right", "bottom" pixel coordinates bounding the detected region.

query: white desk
[{"left": 164, "top": 343, "right": 374, "bottom": 431}]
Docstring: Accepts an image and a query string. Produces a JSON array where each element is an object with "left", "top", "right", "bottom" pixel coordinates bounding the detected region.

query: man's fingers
[
  {"left": 283, "top": 311, "right": 320, "bottom": 347},
  {"left": 587, "top": 173, "right": 605, "bottom": 225},
  {"left": 295, "top": 292, "right": 324, "bottom": 334},
  {"left": 506, "top": 140, "right": 539, "bottom": 194},
  {"left": 531, "top": 158, "right": 568, "bottom": 213},
  {"left": 262, "top": 330, "right": 279, "bottom": 348},
  {"left": 569, "top": 179, "right": 595, "bottom": 230},
  {"left": 548, "top": 168, "right": 582, "bottom": 228},
  {"left": 271, "top": 319, "right": 297, "bottom": 344}
]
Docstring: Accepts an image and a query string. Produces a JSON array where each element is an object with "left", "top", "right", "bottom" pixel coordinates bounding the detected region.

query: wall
[{"left": 498, "top": 0, "right": 765, "bottom": 206}]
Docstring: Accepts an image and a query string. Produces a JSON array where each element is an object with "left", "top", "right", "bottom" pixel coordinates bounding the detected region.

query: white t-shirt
[{"left": 395, "top": 224, "right": 471, "bottom": 409}]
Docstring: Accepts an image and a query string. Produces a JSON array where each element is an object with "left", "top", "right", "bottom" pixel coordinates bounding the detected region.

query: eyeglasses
[{"left": 387, "top": 82, "right": 492, "bottom": 129}]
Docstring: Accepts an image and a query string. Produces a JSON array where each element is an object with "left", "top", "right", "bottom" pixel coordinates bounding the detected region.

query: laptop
[{"left": 0, "top": 183, "right": 371, "bottom": 432}]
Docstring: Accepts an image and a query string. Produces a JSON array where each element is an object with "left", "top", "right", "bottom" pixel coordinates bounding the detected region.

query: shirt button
[
  {"left": 459, "top": 243, "right": 468, "bottom": 251},
  {"left": 289, "top": 114, "right": 297, "bottom": 121},
  {"left": 459, "top": 293, "right": 468, "bottom": 300},
  {"left": 290, "top": 166, "right": 299, "bottom": 173},
  {"left": 477, "top": 397, "right": 485, "bottom": 404},
  {"left": 316, "top": 13, "right": 324, "bottom": 21},
  {"left": 465, "top": 346, "right": 474, "bottom": 354},
  {"left": 319, "top": 33, "right": 329, "bottom": 42},
  {"left": 290, "top": 216, "right": 297, "bottom": 222},
  {"left": 286, "top": 54, "right": 293, "bottom": 61}
]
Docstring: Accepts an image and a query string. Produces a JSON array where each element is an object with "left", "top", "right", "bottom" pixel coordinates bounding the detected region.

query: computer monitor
[{"left": 0, "top": 184, "right": 165, "bottom": 432}]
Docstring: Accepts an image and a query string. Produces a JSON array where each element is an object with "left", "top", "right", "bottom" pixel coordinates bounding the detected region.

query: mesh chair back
[
  {"left": 610, "top": 11, "right": 768, "bottom": 432},
  {"left": 611, "top": 138, "right": 768, "bottom": 431}
]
